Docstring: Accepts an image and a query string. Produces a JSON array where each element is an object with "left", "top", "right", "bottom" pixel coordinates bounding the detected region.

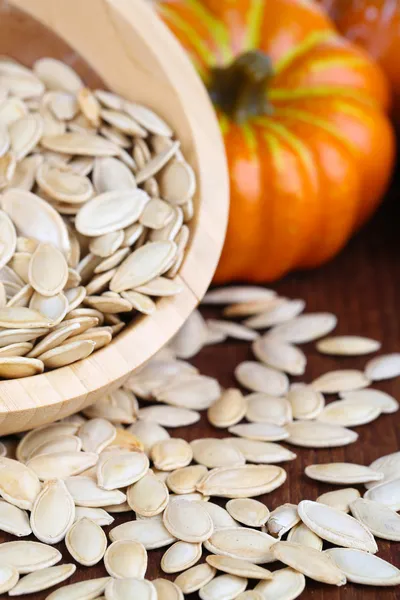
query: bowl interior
[{"left": 0, "top": 0, "right": 228, "bottom": 435}]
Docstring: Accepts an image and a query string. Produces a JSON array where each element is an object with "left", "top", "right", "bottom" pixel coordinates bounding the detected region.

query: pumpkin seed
[
  {"left": 340, "top": 388, "right": 399, "bottom": 413},
  {"left": 224, "top": 438, "right": 296, "bottom": 464},
  {"left": 196, "top": 465, "right": 286, "bottom": 498},
  {"left": 199, "top": 574, "right": 247, "bottom": 600},
  {"left": 166, "top": 465, "right": 208, "bottom": 495},
  {"left": 0, "top": 456, "right": 41, "bottom": 509},
  {"left": 127, "top": 472, "right": 169, "bottom": 517},
  {"left": 97, "top": 451, "right": 149, "bottom": 490},
  {"left": 110, "top": 518, "right": 176, "bottom": 549},
  {"left": 30, "top": 479, "right": 75, "bottom": 544},
  {"left": 0, "top": 565, "right": 19, "bottom": 594},
  {"left": 206, "top": 555, "right": 272, "bottom": 581},
  {"left": 74, "top": 506, "right": 114, "bottom": 527},
  {"left": 0, "top": 210, "right": 16, "bottom": 270},
  {"left": 350, "top": 497, "right": 400, "bottom": 541},
  {"left": 364, "top": 477, "right": 400, "bottom": 510},
  {"left": 39, "top": 339, "right": 96, "bottom": 368},
  {"left": 204, "top": 527, "right": 276, "bottom": 564},
  {"left": 203, "top": 287, "right": 276, "bottom": 305},
  {"left": 45, "top": 577, "right": 110, "bottom": 600},
  {"left": 153, "top": 579, "right": 183, "bottom": 600},
  {"left": 161, "top": 540, "right": 202, "bottom": 573},
  {"left": 28, "top": 435, "right": 82, "bottom": 459},
  {"left": 317, "top": 398, "right": 381, "bottom": 426},
  {"left": 365, "top": 353, "right": 400, "bottom": 380},
  {"left": 207, "top": 319, "right": 258, "bottom": 341},
  {"left": 326, "top": 547, "right": 400, "bottom": 586},
  {"left": 201, "top": 502, "right": 239, "bottom": 530},
  {"left": 236, "top": 592, "right": 263, "bottom": 600},
  {"left": 78, "top": 418, "right": 116, "bottom": 453},
  {"left": 312, "top": 369, "right": 370, "bottom": 393},
  {"left": 163, "top": 497, "right": 213, "bottom": 542},
  {"left": 138, "top": 405, "right": 200, "bottom": 427},
  {"left": 285, "top": 421, "right": 358, "bottom": 447},
  {"left": 0, "top": 540, "right": 61, "bottom": 574},
  {"left": 0, "top": 499, "right": 31, "bottom": 537},
  {"left": 298, "top": 500, "right": 378, "bottom": 552},
  {"left": 243, "top": 299, "right": 305, "bottom": 329},
  {"left": 269, "top": 312, "right": 337, "bottom": 343},
  {"left": 235, "top": 361, "right": 289, "bottom": 396},
  {"left": 267, "top": 504, "right": 300, "bottom": 538},
  {"left": 367, "top": 451, "right": 400, "bottom": 488},
  {"left": 10, "top": 114, "right": 43, "bottom": 160},
  {"left": 151, "top": 438, "right": 193, "bottom": 471},
  {"left": 65, "top": 517, "right": 107, "bottom": 566},
  {"left": 0, "top": 306, "right": 52, "bottom": 328},
  {"left": 136, "top": 142, "right": 180, "bottom": 184},
  {"left": 226, "top": 498, "right": 269, "bottom": 527},
  {"left": 252, "top": 338, "right": 306, "bottom": 375},
  {"left": 190, "top": 438, "right": 245, "bottom": 468},
  {"left": 105, "top": 578, "right": 157, "bottom": 600},
  {"left": 305, "top": 463, "right": 383, "bottom": 485},
  {"left": 155, "top": 375, "right": 221, "bottom": 410},
  {"left": 34, "top": 58, "right": 83, "bottom": 92},
  {"left": 27, "top": 450, "right": 98, "bottom": 480},
  {"left": 228, "top": 423, "right": 289, "bottom": 442},
  {"left": 254, "top": 567, "right": 305, "bottom": 600},
  {"left": 245, "top": 393, "right": 292, "bottom": 426},
  {"left": 287, "top": 383, "right": 325, "bottom": 420},
  {"left": 207, "top": 388, "right": 247, "bottom": 428},
  {"left": 128, "top": 421, "right": 170, "bottom": 455},
  {"left": 174, "top": 563, "right": 216, "bottom": 594},
  {"left": 271, "top": 541, "right": 346, "bottom": 586},
  {"left": 317, "top": 488, "right": 361, "bottom": 513},
  {"left": 287, "top": 522, "right": 323, "bottom": 550},
  {"left": 64, "top": 476, "right": 126, "bottom": 507},
  {"left": 36, "top": 162, "right": 93, "bottom": 204},
  {"left": 168, "top": 309, "right": 207, "bottom": 358},
  {"left": 17, "top": 423, "right": 79, "bottom": 462},
  {"left": 8, "top": 563, "right": 76, "bottom": 596},
  {"left": 317, "top": 336, "right": 380, "bottom": 355},
  {"left": 136, "top": 276, "right": 183, "bottom": 297},
  {"left": 0, "top": 341, "right": 33, "bottom": 357},
  {"left": 104, "top": 539, "right": 147, "bottom": 579}
]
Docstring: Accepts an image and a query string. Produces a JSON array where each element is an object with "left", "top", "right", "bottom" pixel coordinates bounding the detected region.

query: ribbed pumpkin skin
[
  {"left": 157, "top": 0, "right": 395, "bottom": 282},
  {"left": 320, "top": 0, "right": 400, "bottom": 119}
]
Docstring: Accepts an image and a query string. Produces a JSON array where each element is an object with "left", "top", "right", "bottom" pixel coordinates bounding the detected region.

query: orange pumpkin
[
  {"left": 320, "top": 0, "right": 400, "bottom": 119},
  {"left": 156, "top": 0, "right": 395, "bottom": 282}
]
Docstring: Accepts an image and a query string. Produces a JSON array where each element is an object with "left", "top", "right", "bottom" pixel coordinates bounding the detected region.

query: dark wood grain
[{"left": 0, "top": 2, "right": 399, "bottom": 598}]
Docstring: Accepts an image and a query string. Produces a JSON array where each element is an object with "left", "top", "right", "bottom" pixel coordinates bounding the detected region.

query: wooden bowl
[{"left": 0, "top": 0, "right": 229, "bottom": 435}]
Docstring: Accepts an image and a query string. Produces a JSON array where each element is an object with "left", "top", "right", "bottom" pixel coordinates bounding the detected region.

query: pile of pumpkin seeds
[
  {"left": 0, "top": 56, "right": 194, "bottom": 377},
  {"left": 0, "top": 285, "right": 398, "bottom": 597}
]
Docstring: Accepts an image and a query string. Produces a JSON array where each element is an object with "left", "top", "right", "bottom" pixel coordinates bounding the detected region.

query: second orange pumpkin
[{"left": 157, "top": 0, "right": 395, "bottom": 282}]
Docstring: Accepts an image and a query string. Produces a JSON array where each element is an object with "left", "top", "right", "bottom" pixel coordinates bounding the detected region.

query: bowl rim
[{"left": 0, "top": 0, "right": 229, "bottom": 434}]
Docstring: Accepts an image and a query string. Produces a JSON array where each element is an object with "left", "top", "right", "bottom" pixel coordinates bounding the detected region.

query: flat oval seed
[
  {"left": 190, "top": 439, "right": 244, "bottom": 469},
  {"left": 197, "top": 465, "right": 286, "bottom": 498},
  {"left": 368, "top": 452, "right": 400, "bottom": 488},
  {"left": 8, "top": 563, "right": 76, "bottom": 596},
  {"left": 0, "top": 500, "right": 31, "bottom": 537},
  {"left": 0, "top": 456, "right": 41, "bottom": 510},
  {"left": 287, "top": 384, "right": 325, "bottom": 420},
  {"left": 166, "top": 465, "right": 208, "bottom": 494},
  {"left": 364, "top": 478, "right": 400, "bottom": 510},
  {"left": 226, "top": 499, "right": 269, "bottom": 527},
  {"left": 298, "top": 500, "right": 378, "bottom": 553},
  {"left": 105, "top": 578, "right": 157, "bottom": 600},
  {"left": 312, "top": 370, "right": 370, "bottom": 393},
  {"left": 268, "top": 313, "right": 337, "bottom": 343},
  {"left": 0, "top": 210, "right": 16, "bottom": 270},
  {"left": 161, "top": 541, "right": 202, "bottom": 573},
  {"left": 326, "top": 548, "right": 400, "bottom": 586},
  {"left": 350, "top": 498, "right": 400, "bottom": 541},
  {"left": 128, "top": 421, "right": 170, "bottom": 456},
  {"left": 271, "top": 541, "right": 346, "bottom": 586},
  {"left": 245, "top": 394, "right": 292, "bottom": 426},
  {"left": 252, "top": 338, "right": 306, "bottom": 375},
  {"left": 316, "top": 399, "right": 381, "bottom": 427},
  {"left": 45, "top": 577, "right": 111, "bottom": 600},
  {"left": 317, "top": 336, "right": 381, "bottom": 356},
  {"left": 365, "top": 353, "right": 400, "bottom": 381},
  {"left": 65, "top": 476, "right": 126, "bottom": 507},
  {"left": 340, "top": 389, "right": 399, "bottom": 414},
  {"left": 0, "top": 540, "right": 61, "bottom": 574},
  {"left": 201, "top": 502, "right": 239, "bottom": 530},
  {"left": 154, "top": 578, "right": 183, "bottom": 600},
  {"left": 255, "top": 567, "right": 305, "bottom": 600},
  {"left": 203, "top": 287, "right": 276, "bottom": 305},
  {"left": 151, "top": 439, "right": 193, "bottom": 471},
  {"left": 0, "top": 565, "right": 19, "bottom": 594},
  {"left": 286, "top": 421, "right": 358, "bottom": 448},
  {"left": 199, "top": 574, "right": 247, "bottom": 600},
  {"left": 104, "top": 539, "right": 147, "bottom": 579},
  {"left": 206, "top": 555, "right": 272, "bottom": 580},
  {"left": 17, "top": 423, "right": 79, "bottom": 463},
  {"left": 287, "top": 523, "right": 323, "bottom": 550},
  {"left": 79, "top": 418, "right": 116, "bottom": 453},
  {"left": 109, "top": 518, "right": 176, "bottom": 549},
  {"left": 163, "top": 498, "right": 213, "bottom": 542},
  {"left": 97, "top": 451, "right": 149, "bottom": 489},
  {"left": 39, "top": 339, "right": 95, "bottom": 368},
  {"left": 26, "top": 451, "right": 98, "bottom": 480},
  {"left": 317, "top": 488, "right": 361, "bottom": 513},
  {"left": 127, "top": 473, "right": 169, "bottom": 517},
  {"left": 235, "top": 361, "right": 289, "bottom": 396},
  {"left": 243, "top": 299, "right": 305, "bottom": 329},
  {"left": 30, "top": 479, "right": 75, "bottom": 544},
  {"left": 224, "top": 438, "right": 296, "bottom": 464},
  {"left": 65, "top": 517, "right": 107, "bottom": 566},
  {"left": 174, "top": 563, "right": 216, "bottom": 594},
  {"left": 207, "top": 388, "right": 247, "bottom": 428},
  {"left": 305, "top": 463, "right": 383, "bottom": 485},
  {"left": 267, "top": 504, "right": 300, "bottom": 538},
  {"left": 228, "top": 423, "right": 289, "bottom": 442},
  {"left": 236, "top": 592, "right": 263, "bottom": 600},
  {"left": 204, "top": 528, "right": 276, "bottom": 564}
]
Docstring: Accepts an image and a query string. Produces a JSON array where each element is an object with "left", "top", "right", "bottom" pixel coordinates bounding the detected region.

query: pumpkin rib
[
  {"left": 242, "top": 0, "right": 265, "bottom": 52},
  {"left": 274, "top": 30, "right": 336, "bottom": 75}
]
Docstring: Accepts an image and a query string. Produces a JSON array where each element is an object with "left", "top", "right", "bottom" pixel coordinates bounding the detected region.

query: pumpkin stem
[{"left": 209, "top": 50, "right": 274, "bottom": 124}]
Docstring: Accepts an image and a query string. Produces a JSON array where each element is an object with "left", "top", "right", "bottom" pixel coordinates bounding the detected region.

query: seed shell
[
  {"left": 326, "top": 547, "right": 400, "bottom": 586},
  {"left": 8, "top": 563, "right": 76, "bottom": 596},
  {"left": 204, "top": 527, "right": 276, "bottom": 564},
  {"left": 255, "top": 567, "right": 305, "bottom": 600},
  {"left": 174, "top": 563, "right": 216, "bottom": 594},
  {"left": 45, "top": 577, "right": 111, "bottom": 600},
  {"left": 104, "top": 539, "right": 147, "bottom": 579},
  {"left": 197, "top": 465, "right": 286, "bottom": 498},
  {"left": 350, "top": 497, "right": 400, "bottom": 541},
  {"left": 30, "top": 479, "right": 75, "bottom": 544},
  {"left": 66, "top": 517, "right": 107, "bottom": 566},
  {"left": 163, "top": 498, "right": 214, "bottom": 542},
  {"left": 305, "top": 463, "right": 383, "bottom": 485},
  {"left": 161, "top": 540, "right": 202, "bottom": 573},
  {"left": 226, "top": 498, "right": 270, "bottom": 527}
]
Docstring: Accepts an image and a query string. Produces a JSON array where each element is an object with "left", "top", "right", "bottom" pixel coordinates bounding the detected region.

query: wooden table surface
[{"left": 0, "top": 3, "right": 399, "bottom": 599}]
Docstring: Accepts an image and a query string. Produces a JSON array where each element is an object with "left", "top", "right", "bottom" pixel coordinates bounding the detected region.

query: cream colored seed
[
  {"left": 163, "top": 498, "right": 214, "bottom": 542},
  {"left": 226, "top": 498, "right": 270, "bottom": 527}
]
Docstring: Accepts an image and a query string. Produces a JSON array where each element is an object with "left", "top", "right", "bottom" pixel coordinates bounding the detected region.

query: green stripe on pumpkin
[
  {"left": 269, "top": 86, "right": 376, "bottom": 107},
  {"left": 243, "top": 0, "right": 265, "bottom": 52},
  {"left": 257, "top": 118, "right": 314, "bottom": 174},
  {"left": 185, "top": 0, "right": 232, "bottom": 62},
  {"left": 274, "top": 30, "right": 336, "bottom": 74}
]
